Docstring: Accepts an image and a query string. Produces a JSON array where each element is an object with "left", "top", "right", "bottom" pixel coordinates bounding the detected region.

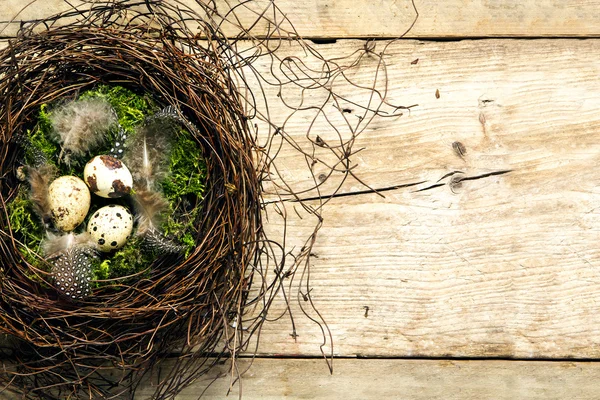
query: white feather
[
  {"left": 43, "top": 231, "right": 97, "bottom": 258},
  {"left": 50, "top": 98, "right": 116, "bottom": 164},
  {"left": 123, "top": 115, "right": 176, "bottom": 191}
]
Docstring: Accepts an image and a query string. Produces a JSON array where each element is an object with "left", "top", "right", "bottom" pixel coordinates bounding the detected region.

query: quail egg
[
  {"left": 87, "top": 204, "right": 134, "bottom": 252},
  {"left": 83, "top": 155, "right": 133, "bottom": 198},
  {"left": 48, "top": 176, "right": 91, "bottom": 231}
]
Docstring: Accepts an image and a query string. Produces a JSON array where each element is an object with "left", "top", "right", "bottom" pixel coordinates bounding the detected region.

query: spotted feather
[
  {"left": 43, "top": 232, "right": 98, "bottom": 300},
  {"left": 141, "top": 227, "right": 185, "bottom": 254},
  {"left": 50, "top": 248, "right": 94, "bottom": 299}
]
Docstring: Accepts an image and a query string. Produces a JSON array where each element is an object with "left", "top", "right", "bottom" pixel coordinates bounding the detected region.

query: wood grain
[
  {"left": 3, "top": 1, "right": 600, "bottom": 398},
  {"left": 235, "top": 38, "right": 600, "bottom": 359},
  {"left": 2, "top": 0, "right": 600, "bottom": 39},
  {"left": 250, "top": 38, "right": 600, "bottom": 201},
  {"left": 133, "top": 358, "right": 600, "bottom": 400}
]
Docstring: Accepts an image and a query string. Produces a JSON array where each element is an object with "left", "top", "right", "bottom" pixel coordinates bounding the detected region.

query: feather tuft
[
  {"left": 141, "top": 228, "right": 185, "bottom": 254},
  {"left": 51, "top": 250, "right": 95, "bottom": 300},
  {"left": 50, "top": 98, "right": 116, "bottom": 164},
  {"left": 149, "top": 105, "right": 197, "bottom": 133},
  {"left": 108, "top": 125, "right": 129, "bottom": 159},
  {"left": 27, "top": 145, "right": 50, "bottom": 168},
  {"left": 42, "top": 231, "right": 97, "bottom": 257},
  {"left": 131, "top": 190, "right": 169, "bottom": 234},
  {"left": 25, "top": 164, "right": 59, "bottom": 227},
  {"left": 123, "top": 112, "right": 177, "bottom": 191},
  {"left": 132, "top": 190, "right": 184, "bottom": 255}
]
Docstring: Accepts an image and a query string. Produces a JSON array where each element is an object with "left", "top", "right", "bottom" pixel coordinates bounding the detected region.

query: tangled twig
[{"left": 0, "top": 0, "right": 417, "bottom": 398}]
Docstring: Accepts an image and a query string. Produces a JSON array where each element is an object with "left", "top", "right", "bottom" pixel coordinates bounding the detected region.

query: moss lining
[{"left": 10, "top": 85, "right": 207, "bottom": 287}]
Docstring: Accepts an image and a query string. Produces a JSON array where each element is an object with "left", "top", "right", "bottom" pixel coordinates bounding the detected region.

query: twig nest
[
  {"left": 87, "top": 205, "right": 134, "bottom": 252},
  {"left": 48, "top": 176, "right": 91, "bottom": 231},
  {"left": 0, "top": 1, "right": 269, "bottom": 395},
  {"left": 84, "top": 155, "right": 133, "bottom": 198}
]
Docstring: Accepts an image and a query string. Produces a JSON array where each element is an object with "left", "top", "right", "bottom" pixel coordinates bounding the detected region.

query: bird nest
[
  {"left": 0, "top": 0, "right": 415, "bottom": 398},
  {"left": 0, "top": 3, "right": 263, "bottom": 399}
]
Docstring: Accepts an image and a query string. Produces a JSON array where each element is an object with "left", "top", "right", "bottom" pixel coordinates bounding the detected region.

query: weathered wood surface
[
  {"left": 133, "top": 358, "right": 600, "bottom": 399},
  {"left": 3, "top": 0, "right": 600, "bottom": 39},
  {"left": 3, "top": 0, "right": 600, "bottom": 396},
  {"left": 239, "top": 38, "right": 600, "bottom": 359},
  {"left": 1, "top": 358, "right": 597, "bottom": 399}
]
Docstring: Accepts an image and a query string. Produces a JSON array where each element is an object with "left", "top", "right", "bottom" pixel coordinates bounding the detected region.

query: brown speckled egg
[
  {"left": 87, "top": 205, "right": 133, "bottom": 252},
  {"left": 83, "top": 155, "right": 133, "bottom": 198},
  {"left": 48, "top": 176, "right": 91, "bottom": 231}
]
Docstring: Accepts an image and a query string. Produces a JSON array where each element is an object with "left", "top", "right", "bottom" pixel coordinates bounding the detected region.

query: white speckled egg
[
  {"left": 83, "top": 155, "right": 133, "bottom": 198},
  {"left": 48, "top": 176, "right": 91, "bottom": 231},
  {"left": 87, "top": 205, "right": 133, "bottom": 252}
]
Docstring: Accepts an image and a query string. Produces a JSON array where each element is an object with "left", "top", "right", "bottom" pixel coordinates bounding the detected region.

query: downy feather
[
  {"left": 50, "top": 98, "right": 116, "bottom": 164},
  {"left": 123, "top": 117, "right": 176, "bottom": 191},
  {"left": 25, "top": 164, "right": 58, "bottom": 226},
  {"left": 42, "top": 231, "right": 97, "bottom": 257},
  {"left": 131, "top": 189, "right": 169, "bottom": 235},
  {"left": 124, "top": 108, "right": 185, "bottom": 255}
]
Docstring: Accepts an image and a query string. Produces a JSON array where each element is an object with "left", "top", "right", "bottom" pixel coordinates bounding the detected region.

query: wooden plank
[
  {"left": 2, "top": 0, "right": 600, "bottom": 39},
  {"left": 5, "top": 358, "right": 597, "bottom": 399},
  {"left": 232, "top": 38, "right": 600, "bottom": 359},
  {"left": 1, "top": 0, "right": 82, "bottom": 36},
  {"left": 132, "top": 358, "right": 600, "bottom": 399},
  {"left": 250, "top": 38, "right": 600, "bottom": 201}
]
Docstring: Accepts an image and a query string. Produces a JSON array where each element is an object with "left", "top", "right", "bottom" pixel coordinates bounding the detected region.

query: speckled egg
[
  {"left": 48, "top": 176, "right": 91, "bottom": 231},
  {"left": 87, "top": 205, "right": 133, "bottom": 252},
  {"left": 83, "top": 155, "right": 133, "bottom": 198}
]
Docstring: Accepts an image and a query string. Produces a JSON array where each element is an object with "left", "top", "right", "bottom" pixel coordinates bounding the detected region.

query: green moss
[
  {"left": 160, "top": 129, "right": 206, "bottom": 256},
  {"left": 79, "top": 85, "right": 156, "bottom": 137},
  {"left": 90, "top": 237, "right": 154, "bottom": 287},
  {"left": 106, "top": 238, "right": 152, "bottom": 277},
  {"left": 93, "top": 259, "right": 110, "bottom": 282},
  {"left": 6, "top": 187, "right": 45, "bottom": 252},
  {"left": 6, "top": 187, "right": 50, "bottom": 284},
  {"left": 162, "top": 130, "right": 206, "bottom": 200}
]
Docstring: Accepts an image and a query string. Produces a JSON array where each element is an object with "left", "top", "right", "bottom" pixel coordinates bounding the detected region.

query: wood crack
[
  {"left": 264, "top": 181, "right": 427, "bottom": 204},
  {"left": 263, "top": 169, "right": 512, "bottom": 205},
  {"left": 416, "top": 169, "right": 512, "bottom": 193}
]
